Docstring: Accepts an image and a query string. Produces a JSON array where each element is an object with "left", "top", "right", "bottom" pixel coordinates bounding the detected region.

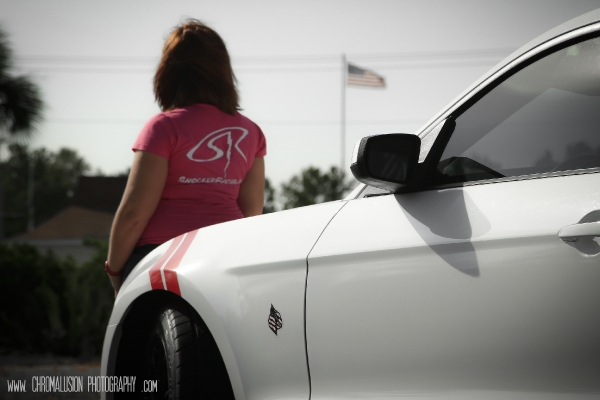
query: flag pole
[{"left": 341, "top": 53, "right": 346, "bottom": 173}]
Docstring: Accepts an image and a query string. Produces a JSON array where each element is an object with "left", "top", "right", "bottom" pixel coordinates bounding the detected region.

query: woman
[{"left": 105, "top": 20, "right": 266, "bottom": 294}]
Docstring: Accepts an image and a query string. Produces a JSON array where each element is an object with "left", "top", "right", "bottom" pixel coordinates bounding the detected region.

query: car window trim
[
  {"left": 418, "top": 29, "right": 600, "bottom": 190},
  {"left": 448, "top": 31, "right": 600, "bottom": 122},
  {"left": 359, "top": 24, "right": 600, "bottom": 199},
  {"left": 360, "top": 167, "right": 600, "bottom": 199},
  {"left": 426, "top": 167, "right": 600, "bottom": 191},
  {"left": 416, "top": 22, "right": 600, "bottom": 140}
]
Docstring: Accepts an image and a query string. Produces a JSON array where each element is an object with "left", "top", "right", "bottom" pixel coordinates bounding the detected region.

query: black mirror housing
[{"left": 350, "top": 133, "right": 421, "bottom": 192}]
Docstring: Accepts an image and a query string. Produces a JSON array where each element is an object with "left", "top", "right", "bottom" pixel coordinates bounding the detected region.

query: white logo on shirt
[{"left": 186, "top": 127, "right": 248, "bottom": 177}]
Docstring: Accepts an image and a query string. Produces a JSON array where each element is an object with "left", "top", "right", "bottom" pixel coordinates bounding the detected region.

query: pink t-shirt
[{"left": 133, "top": 104, "right": 266, "bottom": 245}]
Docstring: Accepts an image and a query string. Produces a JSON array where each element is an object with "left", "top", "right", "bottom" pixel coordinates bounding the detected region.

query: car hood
[{"left": 112, "top": 200, "right": 348, "bottom": 321}]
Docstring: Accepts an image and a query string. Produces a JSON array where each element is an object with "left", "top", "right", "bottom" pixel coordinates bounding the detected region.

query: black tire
[{"left": 143, "top": 306, "right": 235, "bottom": 400}]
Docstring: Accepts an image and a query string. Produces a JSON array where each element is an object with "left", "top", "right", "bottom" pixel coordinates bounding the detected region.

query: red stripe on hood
[
  {"left": 162, "top": 230, "right": 198, "bottom": 296},
  {"left": 149, "top": 235, "right": 184, "bottom": 290}
]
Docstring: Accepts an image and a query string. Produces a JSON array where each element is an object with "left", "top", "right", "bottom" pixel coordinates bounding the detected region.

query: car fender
[{"left": 101, "top": 200, "right": 347, "bottom": 400}]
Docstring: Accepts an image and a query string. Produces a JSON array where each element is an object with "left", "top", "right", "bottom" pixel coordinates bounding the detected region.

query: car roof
[{"left": 415, "top": 7, "right": 600, "bottom": 137}]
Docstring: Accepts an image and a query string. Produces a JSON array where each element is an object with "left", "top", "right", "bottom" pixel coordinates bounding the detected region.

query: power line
[
  {"left": 16, "top": 55, "right": 159, "bottom": 64},
  {"left": 349, "top": 48, "right": 515, "bottom": 61},
  {"left": 257, "top": 119, "right": 424, "bottom": 126},
  {"left": 22, "top": 67, "right": 156, "bottom": 74},
  {"left": 16, "top": 59, "right": 505, "bottom": 74},
  {"left": 238, "top": 59, "right": 506, "bottom": 73},
  {"left": 46, "top": 118, "right": 148, "bottom": 125},
  {"left": 16, "top": 48, "right": 514, "bottom": 64},
  {"left": 15, "top": 48, "right": 513, "bottom": 74},
  {"left": 45, "top": 118, "right": 423, "bottom": 126}
]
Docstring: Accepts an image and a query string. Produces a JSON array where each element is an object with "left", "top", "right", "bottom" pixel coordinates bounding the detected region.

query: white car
[{"left": 101, "top": 9, "right": 600, "bottom": 400}]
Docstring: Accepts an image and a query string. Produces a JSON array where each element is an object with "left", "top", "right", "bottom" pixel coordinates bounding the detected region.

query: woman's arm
[
  {"left": 237, "top": 157, "right": 265, "bottom": 217},
  {"left": 107, "top": 150, "right": 168, "bottom": 294}
]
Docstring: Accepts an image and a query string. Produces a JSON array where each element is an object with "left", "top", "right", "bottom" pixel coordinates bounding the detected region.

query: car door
[{"left": 306, "top": 33, "right": 600, "bottom": 399}]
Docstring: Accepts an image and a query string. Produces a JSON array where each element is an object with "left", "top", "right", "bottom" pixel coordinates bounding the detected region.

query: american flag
[{"left": 347, "top": 63, "right": 386, "bottom": 88}]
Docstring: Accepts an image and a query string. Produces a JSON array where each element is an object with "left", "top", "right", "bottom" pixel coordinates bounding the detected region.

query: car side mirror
[{"left": 350, "top": 133, "right": 421, "bottom": 192}]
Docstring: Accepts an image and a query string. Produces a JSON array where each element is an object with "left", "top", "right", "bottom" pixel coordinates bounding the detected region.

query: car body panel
[
  {"left": 307, "top": 171, "right": 600, "bottom": 399},
  {"left": 101, "top": 200, "right": 346, "bottom": 400}
]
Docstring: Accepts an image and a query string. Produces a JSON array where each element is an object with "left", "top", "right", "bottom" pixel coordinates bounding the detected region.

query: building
[{"left": 11, "top": 176, "right": 126, "bottom": 264}]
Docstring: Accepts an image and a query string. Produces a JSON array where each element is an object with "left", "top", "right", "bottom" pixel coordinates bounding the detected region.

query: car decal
[
  {"left": 268, "top": 304, "right": 283, "bottom": 336},
  {"left": 148, "top": 230, "right": 198, "bottom": 296}
]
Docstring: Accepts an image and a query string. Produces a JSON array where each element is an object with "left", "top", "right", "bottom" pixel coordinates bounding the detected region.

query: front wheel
[{"left": 144, "top": 306, "right": 234, "bottom": 399}]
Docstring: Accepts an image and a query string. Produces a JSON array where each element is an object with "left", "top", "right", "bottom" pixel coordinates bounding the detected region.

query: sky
[{"left": 2, "top": 0, "right": 600, "bottom": 189}]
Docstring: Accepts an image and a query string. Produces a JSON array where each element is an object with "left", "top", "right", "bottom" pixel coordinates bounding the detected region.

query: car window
[{"left": 435, "top": 35, "right": 600, "bottom": 185}]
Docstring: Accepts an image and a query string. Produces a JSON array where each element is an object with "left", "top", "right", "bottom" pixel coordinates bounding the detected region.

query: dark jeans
[{"left": 121, "top": 244, "right": 160, "bottom": 283}]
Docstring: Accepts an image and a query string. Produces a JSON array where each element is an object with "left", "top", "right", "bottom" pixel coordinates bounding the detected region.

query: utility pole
[
  {"left": 27, "top": 152, "right": 34, "bottom": 232},
  {"left": 340, "top": 53, "right": 347, "bottom": 173}
]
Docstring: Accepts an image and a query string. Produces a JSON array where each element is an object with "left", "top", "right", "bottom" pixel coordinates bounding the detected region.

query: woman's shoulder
[
  {"left": 140, "top": 111, "right": 172, "bottom": 131},
  {"left": 232, "top": 110, "right": 262, "bottom": 131},
  {"left": 188, "top": 104, "right": 262, "bottom": 130},
  {"left": 157, "top": 104, "right": 263, "bottom": 136},
  {"left": 144, "top": 107, "right": 200, "bottom": 133}
]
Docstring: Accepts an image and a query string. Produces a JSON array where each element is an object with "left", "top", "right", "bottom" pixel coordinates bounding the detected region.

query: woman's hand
[{"left": 109, "top": 275, "right": 122, "bottom": 297}]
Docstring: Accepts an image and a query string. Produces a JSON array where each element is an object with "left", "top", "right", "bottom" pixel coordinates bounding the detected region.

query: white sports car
[{"left": 101, "top": 9, "right": 600, "bottom": 400}]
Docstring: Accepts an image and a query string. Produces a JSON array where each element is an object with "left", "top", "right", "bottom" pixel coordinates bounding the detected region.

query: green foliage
[
  {"left": 280, "top": 165, "right": 356, "bottom": 209},
  {"left": 0, "top": 27, "right": 11, "bottom": 73},
  {"left": 0, "top": 25, "right": 43, "bottom": 138},
  {"left": 65, "top": 238, "right": 113, "bottom": 358},
  {"left": 263, "top": 178, "right": 276, "bottom": 214},
  {"left": 0, "top": 240, "right": 113, "bottom": 358},
  {"left": 1, "top": 143, "right": 90, "bottom": 237},
  {"left": 0, "top": 25, "right": 44, "bottom": 240},
  {"left": 0, "top": 243, "right": 75, "bottom": 354}
]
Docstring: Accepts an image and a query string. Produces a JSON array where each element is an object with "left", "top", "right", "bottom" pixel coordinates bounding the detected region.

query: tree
[
  {"left": 263, "top": 178, "right": 276, "bottom": 214},
  {"left": 1, "top": 144, "right": 90, "bottom": 237},
  {"left": 0, "top": 27, "right": 42, "bottom": 142},
  {"left": 280, "top": 166, "right": 356, "bottom": 210},
  {"left": 0, "top": 242, "right": 76, "bottom": 355},
  {"left": 0, "top": 239, "right": 113, "bottom": 357},
  {"left": 0, "top": 26, "right": 44, "bottom": 238}
]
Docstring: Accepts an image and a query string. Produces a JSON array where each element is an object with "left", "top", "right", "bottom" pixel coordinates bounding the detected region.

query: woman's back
[{"left": 134, "top": 103, "right": 266, "bottom": 245}]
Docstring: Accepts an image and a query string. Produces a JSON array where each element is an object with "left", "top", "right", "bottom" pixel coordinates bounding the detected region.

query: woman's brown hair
[{"left": 154, "top": 20, "right": 239, "bottom": 114}]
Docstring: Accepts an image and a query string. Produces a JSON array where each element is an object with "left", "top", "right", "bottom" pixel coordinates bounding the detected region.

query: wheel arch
[{"left": 105, "top": 289, "right": 242, "bottom": 400}]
